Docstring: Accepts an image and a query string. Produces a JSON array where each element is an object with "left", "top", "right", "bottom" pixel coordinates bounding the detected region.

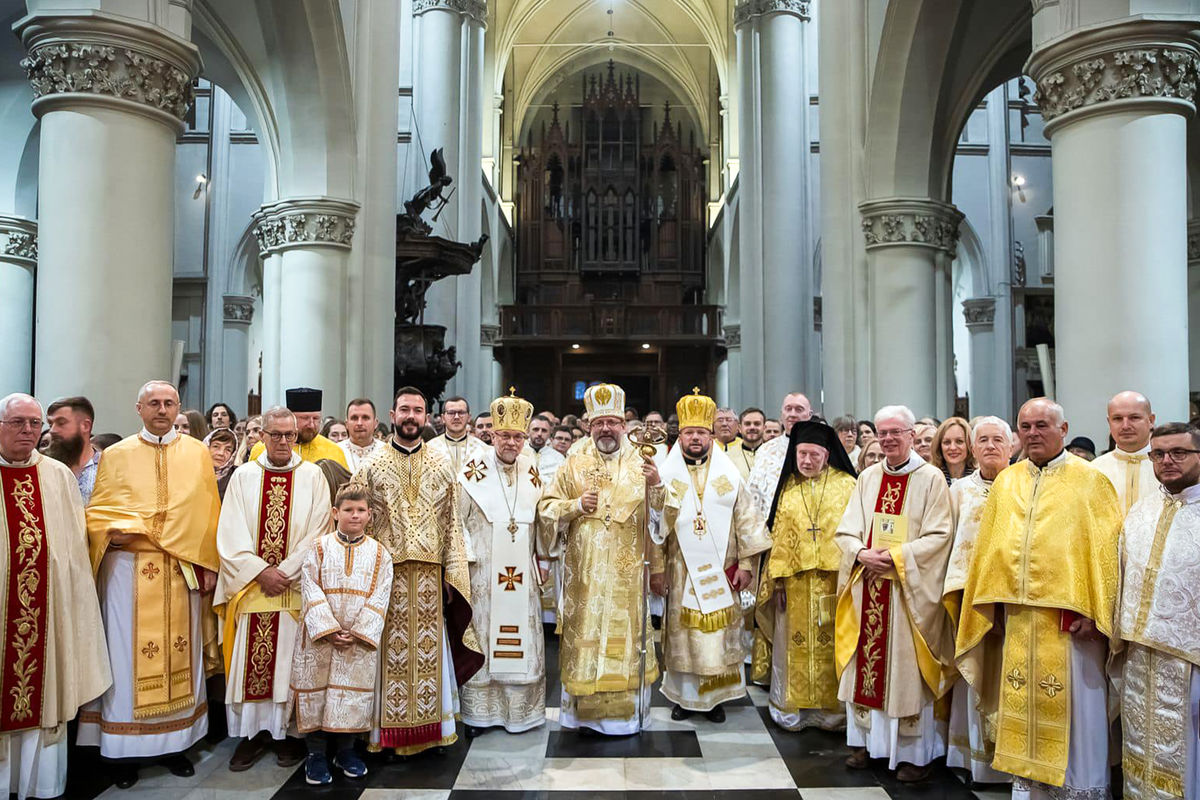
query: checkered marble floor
[{"left": 66, "top": 628, "right": 1013, "bottom": 800}]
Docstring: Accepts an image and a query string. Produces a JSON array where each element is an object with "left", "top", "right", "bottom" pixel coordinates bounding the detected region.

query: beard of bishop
[
  {"left": 45, "top": 431, "right": 86, "bottom": 466},
  {"left": 595, "top": 434, "right": 620, "bottom": 454}
]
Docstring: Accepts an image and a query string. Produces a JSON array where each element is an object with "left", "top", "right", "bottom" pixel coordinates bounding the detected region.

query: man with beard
[
  {"left": 528, "top": 414, "right": 565, "bottom": 482},
  {"left": 249, "top": 389, "right": 347, "bottom": 469},
  {"left": 537, "top": 383, "right": 671, "bottom": 734},
  {"left": 474, "top": 412, "right": 494, "bottom": 445},
  {"left": 430, "top": 397, "right": 490, "bottom": 477},
  {"left": 338, "top": 398, "right": 384, "bottom": 472},
  {"left": 348, "top": 387, "right": 482, "bottom": 755},
  {"left": 726, "top": 407, "right": 766, "bottom": 480},
  {"left": 654, "top": 390, "right": 770, "bottom": 722},
  {"left": 45, "top": 396, "right": 102, "bottom": 503},
  {"left": 747, "top": 393, "right": 814, "bottom": 517}
]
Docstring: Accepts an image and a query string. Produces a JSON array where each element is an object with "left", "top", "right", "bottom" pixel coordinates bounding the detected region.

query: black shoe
[
  {"left": 111, "top": 764, "right": 139, "bottom": 789},
  {"left": 465, "top": 724, "right": 484, "bottom": 739},
  {"left": 161, "top": 754, "right": 194, "bottom": 777},
  {"left": 670, "top": 704, "right": 693, "bottom": 721},
  {"left": 705, "top": 705, "right": 726, "bottom": 723}
]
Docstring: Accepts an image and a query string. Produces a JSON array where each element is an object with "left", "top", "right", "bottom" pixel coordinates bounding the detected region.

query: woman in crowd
[
  {"left": 321, "top": 419, "right": 349, "bottom": 443},
  {"left": 928, "top": 416, "right": 974, "bottom": 483},
  {"left": 856, "top": 438, "right": 884, "bottom": 472}
]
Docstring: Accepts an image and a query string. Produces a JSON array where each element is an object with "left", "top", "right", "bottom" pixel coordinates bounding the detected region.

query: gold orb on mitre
[
  {"left": 490, "top": 387, "right": 534, "bottom": 434},
  {"left": 676, "top": 387, "right": 716, "bottom": 431},
  {"left": 583, "top": 383, "right": 625, "bottom": 421}
]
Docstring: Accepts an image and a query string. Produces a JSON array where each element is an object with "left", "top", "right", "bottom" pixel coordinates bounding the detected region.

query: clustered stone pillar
[
  {"left": 1027, "top": 19, "right": 1198, "bottom": 440},
  {"left": 253, "top": 198, "right": 359, "bottom": 413},
  {"left": 0, "top": 217, "right": 36, "bottom": 393},
  {"left": 962, "top": 297, "right": 998, "bottom": 417},
  {"left": 859, "top": 198, "right": 964, "bottom": 416},
  {"left": 17, "top": 10, "right": 199, "bottom": 430}
]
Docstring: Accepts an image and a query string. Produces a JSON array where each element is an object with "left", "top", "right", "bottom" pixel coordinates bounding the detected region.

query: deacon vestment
[
  {"left": 1094, "top": 445, "right": 1158, "bottom": 515},
  {"left": 214, "top": 453, "right": 330, "bottom": 740},
  {"left": 289, "top": 531, "right": 393, "bottom": 734},
  {"left": 755, "top": 466, "right": 856, "bottom": 731},
  {"left": 250, "top": 435, "right": 348, "bottom": 469},
  {"left": 536, "top": 446, "right": 566, "bottom": 483},
  {"left": 348, "top": 441, "right": 482, "bottom": 754},
  {"left": 1112, "top": 483, "right": 1200, "bottom": 800},
  {"left": 725, "top": 440, "right": 759, "bottom": 480},
  {"left": 80, "top": 428, "right": 220, "bottom": 758},
  {"left": 656, "top": 445, "right": 769, "bottom": 711},
  {"left": 0, "top": 452, "right": 110, "bottom": 800},
  {"left": 835, "top": 452, "right": 955, "bottom": 769},
  {"left": 942, "top": 470, "right": 1009, "bottom": 784},
  {"left": 459, "top": 449, "right": 546, "bottom": 732},
  {"left": 428, "top": 433, "right": 491, "bottom": 478},
  {"left": 746, "top": 435, "right": 789, "bottom": 518},
  {"left": 957, "top": 451, "right": 1122, "bottom": 799},
  {"left": 339, "top": 438, "right": 384, "bottom": 473}
]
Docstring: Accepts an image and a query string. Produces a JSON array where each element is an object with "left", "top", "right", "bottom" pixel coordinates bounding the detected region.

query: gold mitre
[
  {"left": 583, "top": 383, "right": 625, "bottom": 420},
  {"left": 676, "top": 387, "right": 716, "bottom": 431},
  {"left": 490, "top": 387, "right": 534, "bottom": 433}
]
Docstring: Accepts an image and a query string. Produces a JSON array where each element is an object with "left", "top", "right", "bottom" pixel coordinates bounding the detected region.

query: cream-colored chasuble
[{"left": 1094, "top": 446, "right": 1159, "bottom": 515}]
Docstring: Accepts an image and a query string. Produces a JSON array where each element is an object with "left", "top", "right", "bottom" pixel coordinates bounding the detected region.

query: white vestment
[
  {"left": 339, "top": 438, "right": 384, "bottom": 473},
  {"left": 428, "top": 433, "right": 491, "bottom": 478},
  {"left": 1093, "top": 445, "right": 1158, "bottom": 515},
  {"left": 746, "top": 435, "right": 789, "bottom": 519}
]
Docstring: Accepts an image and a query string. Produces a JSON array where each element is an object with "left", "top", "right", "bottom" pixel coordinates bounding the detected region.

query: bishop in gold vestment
[{"left": 755, "top": 420, "right": 857, "bottom": 732}]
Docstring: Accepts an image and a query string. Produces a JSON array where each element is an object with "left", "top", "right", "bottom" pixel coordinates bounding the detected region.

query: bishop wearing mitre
[
  {"left": 459, "top": 390, "right": 547, "bottom": 736},
  {"left": 655, "top": 390, "right": 771, "bottom": 723},
  {"left": 834, "top": 405, "right": 955, "bottom": 784},
  {"left": 538, "top": 383, "right": 673, "bottom": 734}
]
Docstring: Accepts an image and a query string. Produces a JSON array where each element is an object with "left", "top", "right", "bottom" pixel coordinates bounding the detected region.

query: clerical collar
[
  {"left": 683, "top": 453, "right": 710, "bottom": 466},
  {"left": 742, "top": 441, "right": 761, "bottom": 453},
  {"left": 882, "top": 451, "right": 923, "bottom": 476},
  {"left": 1029, "top": 448, "right": 1068, "bottom": 471},
  {"left": 391, "top": 438, "right": 423, "bottom": 455},
  {"left": 445, "top": 433, "right": 468, "bottom": 444},
  {"left": 1170, "top": 483, "right": 1200, "bottom": 504},
  {"left": 259, "top": 451, "right": 301, "bottom": 472},
  {"left": 140, "top": 427, "right": 178, "bottom": 445},
  {"left": 0, "top": 450, "right": 36, "bottom": 467},
  {"left": 1114, "top": 443, "right": 1152, "bottom": 459}
]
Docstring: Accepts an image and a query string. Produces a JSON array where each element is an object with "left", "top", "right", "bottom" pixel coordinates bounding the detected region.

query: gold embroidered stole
[
  {"left": 992, "top": 605, "right": 1071, "bottom": 787},
  {"left": 129, "top": 537, "right": 193, "bottom": 718},
  {"left": 1122, "top": 644, "right": 1190, "bottom": 798},
  {"left": 243, "top": 467, "right": 295, "bottom": 701},
  {"left": 379, "top": 561, "right": 444, "bottom": 746},
  {"left": 782, "top": 570, "right": 840, "bottom": 710},
  {"left": 1, "top": 465, "right": 49, "bottom": 732}
]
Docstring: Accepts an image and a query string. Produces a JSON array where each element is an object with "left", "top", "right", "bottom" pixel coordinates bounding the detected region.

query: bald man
[
  {"left": 1092, "top": 391, "right": 1159, "bottom": 514},
  {"left": 746, "top": 393, "right": 813, "bottom": 518}
]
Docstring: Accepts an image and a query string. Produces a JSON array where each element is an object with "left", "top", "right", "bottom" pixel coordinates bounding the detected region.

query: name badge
[{"left": 872, "top": 512, "right": 907, "bottom": 549}]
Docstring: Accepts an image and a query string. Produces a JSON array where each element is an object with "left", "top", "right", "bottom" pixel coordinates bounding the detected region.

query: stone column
[
  {"left": 963, "top": 297, "right": 998, "bottom": 416},
  {"left": 17, "top": 10, "right": 199, "bottom": 430},
  {"left": 253, "top": 198, "right": 359, "bottom": 413},
  {"left": 860, "top": 198, "right": 964, "bottom": 416},
  {"left": 1190, "top": 220, "right": 1200, "bottom": 394},
  {"left": 457, "top": 7, "right": 487, "bottom": 403},
  {"left": 1027, "top": 20, "right": 1198, "bottom": 439},
  {"left": 221, "top": 295, "right": 254, "bottom": 417},
  {"left": 0, "top": 217, "right": 36, "bottom": 392}
]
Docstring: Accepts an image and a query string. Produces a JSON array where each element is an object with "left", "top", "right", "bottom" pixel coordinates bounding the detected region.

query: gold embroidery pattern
[
  {"left": 1122, "top": 644, "right": 1188, "bottom": 799},
  {"left": 528, "top": 466, "right": 542, "bottom": 488},
  {"left": 858, "top": 578, "right": 887, "bottom": 699},
  {"left": 464, "top": 459, "right": 488, "bottom": 483},
  {"left": 141, "top": 561, "right": 160, "bottom": 580},
  {"left": 1039, "top": 673, "right": 1063, "bottom": 698},
  {"left": 244, "top": 612, "right": 277, "bottom": 699},
  {"left": 260, "top": 475, "right": 290, "bottom": 565},
  {"left": 498, "top": 566, "right": 523, "bottom": 591},
  {"left": 1132, "top": 498, "right": 1182, "bottom": 640},
  {"left": 879, "top": 482, "right": 903, "bottom": 514},
  {"left": 141, "top": 641, "right": 160, "bottom": 659},
  {"left": 382, "top": 562, "right": 443, "bottom": 728},
  {"left": 1006, "top": 667, "right": 1026, "bottom": 690},
  {"left": 4, "top": 472, "right": 46, "bottom": 729},
  {"left": 712, "top": 475, "right": 734, "bottom": 497}
]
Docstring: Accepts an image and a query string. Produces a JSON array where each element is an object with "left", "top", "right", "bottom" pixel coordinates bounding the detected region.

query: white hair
[
  {"left": 261, "top": 406, "right": 296, "bottom": 427},
  {"left": 874, "top": 405, "right": 916, "bottom": 428},
  {"left": 0, "top": 393, "right": 41, "bottom": 420},
  {"left": 971, "top": 415, "right": 1013, "bottom": 446},
  {"left": 137, "top": 380, "right": 178, "bottom": 403}
]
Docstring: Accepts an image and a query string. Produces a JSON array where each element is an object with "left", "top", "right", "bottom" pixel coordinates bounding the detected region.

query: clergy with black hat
[
  {"left": 249, "top": 388, "right": 348, "bottom": 469},
  {"left": 752, "top": 419, "right": 857, "bottom": 732}
]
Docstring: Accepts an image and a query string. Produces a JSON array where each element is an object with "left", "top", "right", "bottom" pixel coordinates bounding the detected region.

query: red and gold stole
[
  {"left": 243, "top": 468, "right": 294, "bottom": 701},
  {"left": 851, "top": 472, "right": 909, "bottom": 710},
  {"left": 1, "top": 465, "right": 48, "bottom": 732}
]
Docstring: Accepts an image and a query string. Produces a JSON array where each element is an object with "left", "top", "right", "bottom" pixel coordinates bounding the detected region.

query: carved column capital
[
  {"left": 723, "top": 324, "right": 741, "bottom": 348},
  {"left": 734, "top": 0, "right": 810, "bottom": 28},
  {"left": 962, "top": 297, "right": 997, "bottom": 330},
  {"left": 480, "top": 324, "right": 500, "bottom": 347},
  {"left": 858, "top": 197, "right": 964, "bottom": 258},
  {"left": 251, "top": 197, "right": 361, "bottom": 257},
  {"left": 15, "top": 11, "right": 201, "bottom": 132},
  {"left": 414, "top": 0, "right": 488, "bottom": 26},
  {"left": 223, "top": 295, "right": 255, "bottom": 326},
  {"left": 1188, "top": 219, "right": 1200, "bottom": 265},
  {"left": 0, "top": 216, "right": 37, "bottom": 268},
  {"left": 1026, "top": 19, "right": 1200, "bottom": 135}
]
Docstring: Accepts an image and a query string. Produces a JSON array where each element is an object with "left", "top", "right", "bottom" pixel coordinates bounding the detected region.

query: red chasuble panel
[
  {"left": 243, "top": 469, "right": 294, "bottom": 702},
  {"left": 851, "top": 472, "right": 909, "bottom": 710},
  {"left": 1, "top": 465, "right": 49, "bottom": 732}
]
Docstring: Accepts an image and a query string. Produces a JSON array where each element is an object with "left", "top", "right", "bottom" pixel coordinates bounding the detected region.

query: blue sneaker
[
  {"left": 334, "top": 748, "right": 368, "bottom": 779},
  {"left": 305, "top": 753, "right": 332, "bottom": 786}
]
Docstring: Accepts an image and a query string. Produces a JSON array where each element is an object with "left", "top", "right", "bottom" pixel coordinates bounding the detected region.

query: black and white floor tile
[{"left": 64, "top": 627, "right": 1012, "bottom": 800}]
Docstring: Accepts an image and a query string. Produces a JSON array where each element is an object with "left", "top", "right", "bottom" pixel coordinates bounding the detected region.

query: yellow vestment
[{"left": 249, "top": 434, "right": 348, "bottom": 469}]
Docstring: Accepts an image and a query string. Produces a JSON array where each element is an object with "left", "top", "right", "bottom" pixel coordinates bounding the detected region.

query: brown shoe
[
  {"left": 896, "top": 762, "right": 932, "bottom": 783},
  {"left": 844, "top": 747, "right": 869, "bottom": 770},
  {"left": 275, "top": 736, "right": 307, "bottom": 768},
  {"left": 229, "top": 734, "right": 269, "bottom": 772}
]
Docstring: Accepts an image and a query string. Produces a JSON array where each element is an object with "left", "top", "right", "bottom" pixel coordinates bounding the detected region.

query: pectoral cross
[
  {"left": 808, "top": 523, "right": 821, "bottom": 542},
  {"left": 507, "top": 519, "right": 519, "bottom": 539},
  {"left": 498, "top": 566, "right": 523, "bottom": 591},
  {"left": 693, "top": 516, "right": 707, "bottom": 539}
]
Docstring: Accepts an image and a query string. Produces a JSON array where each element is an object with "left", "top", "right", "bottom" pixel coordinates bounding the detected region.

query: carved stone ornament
[
  {"left": 223, "top": 295, "right": 255, "bottom": 325},
  {"left": 1188, "top": 220, "right": 1200, "bottom": 264},
  {"left": 0, "top": 217, "right": 38, "bottom": 267},
  {"left": 480, "top": 323, "right": 500, "bottom": 347},
  {"left": 1027, "top": 21, "right": 1200, "bottom": 131},
  {"left": 734, "top": 0, "right": 810, "bottom": 27},
  {"left": 252, "top": 198, "right": 361, "bottom": 257},
  {"left": 413, "top": 0, "right": 488, "bottom": 24},
  {"left": 858, "top": 198, "right": 964, "bottom": 257},
  {"left": 724, "top": 324, "right": 742, "bottom": 348},
  {"left": 962, "top": 297, "right": 997, "bottom": 329}
]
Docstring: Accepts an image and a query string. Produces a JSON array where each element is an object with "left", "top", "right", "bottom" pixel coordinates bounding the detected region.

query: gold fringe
[
  {"left": 680, "top": 604, "right": 737, "bottom": 632},
  {"left": 132, "top": 692, "right": 195, "bottom": 720},
  {"left": 699, "top": 669, "right": 743, "bottom": 695}
]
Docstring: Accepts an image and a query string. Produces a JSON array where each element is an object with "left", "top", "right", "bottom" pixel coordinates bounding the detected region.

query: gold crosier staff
[{"left": 627, "top": 425, "right": 667, "bottom": 733}]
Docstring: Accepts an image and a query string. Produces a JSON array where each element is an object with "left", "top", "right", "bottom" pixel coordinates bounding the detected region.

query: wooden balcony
[{"left": 498, "top": 303, "right": 724, "bottom": 344}]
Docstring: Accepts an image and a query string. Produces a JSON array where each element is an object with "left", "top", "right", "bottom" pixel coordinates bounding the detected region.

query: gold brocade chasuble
[
  {"left": 753, "top": 468, "right": 856, "bottom": 711},
  {"left": 87, "top": 433, "right": 220, "bottom": 719},
  {"left": 249, "top": 434, "right": 348, "bottom": 469},
  {"left": 955, "top": 452, "right": 1121, "bottom": 788},
  {"left": 537, "top": 439, "right": 673, "bottom": 717}
]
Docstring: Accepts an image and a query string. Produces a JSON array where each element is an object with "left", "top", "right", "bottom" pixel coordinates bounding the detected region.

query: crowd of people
[{"left": 0, "top": 379, "right": 1195, "bottom": 800}]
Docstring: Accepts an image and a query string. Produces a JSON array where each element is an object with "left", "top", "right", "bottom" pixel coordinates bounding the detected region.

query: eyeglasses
[
  {"left": 876, "top": 428, "right": 913, "bottom": 439},
  {"left": 1148, "top": 448, "right": 1200, "bottom": 463},
  {"left": 264, "top": 431, "right": 298, "bottom": 442},
  {"left": 0, "top": 418, "right": 43, "bottom": 431}
]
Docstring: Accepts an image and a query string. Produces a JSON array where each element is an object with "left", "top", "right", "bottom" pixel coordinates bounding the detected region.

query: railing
[{"left": 498, "top": 304, "right": 723, "bottom": 342}]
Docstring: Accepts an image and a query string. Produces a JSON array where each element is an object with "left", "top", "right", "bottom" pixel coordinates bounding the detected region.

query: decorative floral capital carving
[
  {"left": 723, "top": 324, "right": 741, "bottom": 348},
  {"left": 858, "top": 198, "right": 963, "bottom": 257},
  {"left": 223, "top": 295, "right": 254, "bottom": 325},
  {"left": 252, "top": 198, "right": 361, "bottom": 257},
  {"left": 0, "top": 217, "right": 38, "bottom": 267},
  {"left": 413, "top": 0, "right": 488, "bottom": 25},
  {"left": 962, "top": 297, "right": 997, "bottom": 329},
  {"left": 480, "top": 323, "right": 500, "bottom": 347},
  {"left": 734, "top": 0, "right": 810, "bottom": 27},
  {"left": 1188, "top": 220, "right": 1200, "bottom": 264}
]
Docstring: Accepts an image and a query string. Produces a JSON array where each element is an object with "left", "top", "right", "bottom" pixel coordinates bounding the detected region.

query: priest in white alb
[
  {"left": 429, "top": 396, "right": 491, "bottom": 478},
  {"left": 458, "top": 390, "right": 547, "bottom": 736},
  {"left": 1093, "top": 391, "right": 1159, "bottom": 514},
  {"left": 835, "top": 405, "right": 955, "bottom": 784},
  {"left": 1112, "top": 422, "right": 1200, "bottom": 800},
  {"left": 214, "top": 406, "right": 330, "bottom": 771},
  {"left": 655, "top": 390, "right": 770, "bottom": 722},
  {"left": 746, "top": 393, "right": 813, "bottom": 518},
  {"left": 0, "top": 394, "right": 111, "bottom": 800}
]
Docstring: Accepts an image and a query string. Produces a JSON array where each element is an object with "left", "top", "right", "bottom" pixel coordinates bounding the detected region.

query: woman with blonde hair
[
  {"left": 929, "top": 416, "right": 974, "bottom": 483},
  {"left": 233, "top": 414, "right": 263, "bottom": 465}
]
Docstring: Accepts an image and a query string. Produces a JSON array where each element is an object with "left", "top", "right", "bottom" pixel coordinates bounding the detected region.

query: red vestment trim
[
  {"left": 1, "top": 465, "right": 48, "bottom": 732},
  {"left": 243, "top": 468, "right": 294, "bottom": 702}
]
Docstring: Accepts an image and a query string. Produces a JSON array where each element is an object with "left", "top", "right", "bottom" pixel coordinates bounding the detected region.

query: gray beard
[{"left": 596, "top": 436, "right": 620, "bottom": 454}]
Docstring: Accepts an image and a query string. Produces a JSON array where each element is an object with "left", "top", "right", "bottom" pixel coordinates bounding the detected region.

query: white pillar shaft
[
  {"left": 278, "top": 247, "right": 348, "bottom": 414},
  {"left": 1190, "top": 257, "right": 1200, "bottom": 393},
  {"left": 734, "top": 22, "right": 764, "bottom": 408},
  {"left": 0, "top": 259, "right": 34, "bottom": 393},
  {"left": 221, "top": 323, "right": 250, "bottom": 417},
  {"left": 261, "top": 252, "right": 283, "bottom": 407},
  {"left": 457, "top": 18, "right": 485, "bottom": 405},
  {"left": 870, "top": 248, "right": 938, "bottom": 415},
  {"left": 1053, "top": 110, "right": 1189, "bottom": 438},
  {"left": 984, "top": 84, "right": 1015, "bottom": 419}
]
